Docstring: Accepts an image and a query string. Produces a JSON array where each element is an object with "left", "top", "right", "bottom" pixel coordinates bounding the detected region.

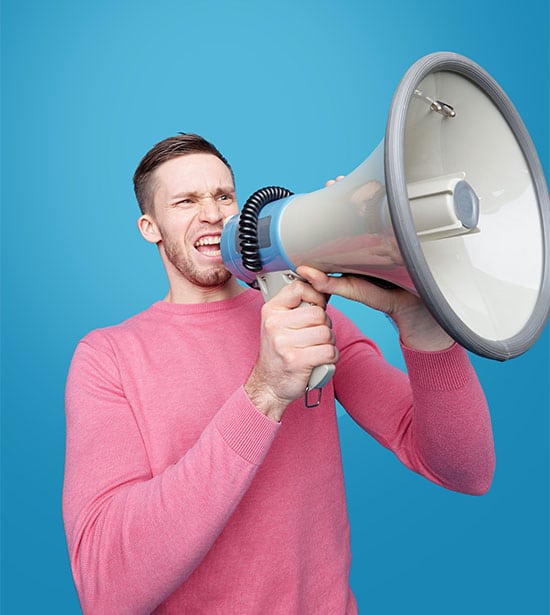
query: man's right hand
[{"left": 245, "top": 280, "right": 338, "bottom": 422}]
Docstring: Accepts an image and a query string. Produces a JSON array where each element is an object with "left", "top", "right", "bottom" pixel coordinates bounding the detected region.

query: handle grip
[{"left": 255, "top": 270, "right": 336, "bottom": 406}]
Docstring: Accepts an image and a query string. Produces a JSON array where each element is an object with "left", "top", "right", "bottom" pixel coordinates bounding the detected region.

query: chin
[{"left": 195, "top": 267, "right": 232, "bottom": 288}]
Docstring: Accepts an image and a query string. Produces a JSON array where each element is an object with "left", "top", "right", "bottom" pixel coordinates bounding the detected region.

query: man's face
[{"left": 148, "top": 153, "right": 238, "bottom": 289}]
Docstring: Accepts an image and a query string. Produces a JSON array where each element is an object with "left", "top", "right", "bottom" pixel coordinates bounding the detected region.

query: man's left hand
[{"left": 296, "top": 266, "right": 454, "bottom": 352}]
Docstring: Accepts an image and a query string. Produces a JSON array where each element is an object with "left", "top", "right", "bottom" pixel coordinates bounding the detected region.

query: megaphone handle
[{"left": 255, "top": 270, "right": 336, "bottom": 407}]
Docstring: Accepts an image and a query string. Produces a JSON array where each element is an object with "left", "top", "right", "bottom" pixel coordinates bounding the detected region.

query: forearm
[
  {"left": 399, "top": 343, "right": 495, "bottom": 494},
  {"left": 335, "top": 338, "right": 495, "bottom": 495},
  {"left": 64, "top": 387, "right": 278, "bottom": 615},
  {"left": 298, "top": 268, "right": 495, "bottom": 493}
]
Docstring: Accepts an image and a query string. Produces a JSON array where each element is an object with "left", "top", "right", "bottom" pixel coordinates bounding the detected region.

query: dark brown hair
[{"left": 133, "top": 133, "right": 234, "bottom": 214}]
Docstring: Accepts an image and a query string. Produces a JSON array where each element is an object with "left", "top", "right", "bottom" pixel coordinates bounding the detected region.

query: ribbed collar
[{"left": 148, "top": 288, "right": 260, "bottom": 316}]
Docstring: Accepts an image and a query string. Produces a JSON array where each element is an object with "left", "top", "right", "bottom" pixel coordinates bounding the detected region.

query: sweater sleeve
[
  {"left": 331, "top": 311, "right": 495, "bottom": 496},
  {"left": 62, "top": 336, "right": 280, "bottom": 615}
]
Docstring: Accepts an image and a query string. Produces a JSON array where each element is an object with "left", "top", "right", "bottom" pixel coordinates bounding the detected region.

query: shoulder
[
  {"left": 66, "top": 305, "right": 160, "bottom": 389},
  {"left": 75, "top": 304, "right": 158, "bottom": 356}
]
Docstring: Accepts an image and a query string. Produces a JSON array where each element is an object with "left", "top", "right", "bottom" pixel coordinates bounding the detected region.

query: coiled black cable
[{"left": 238, "top": 186, "right": 294, "bottom": 272}]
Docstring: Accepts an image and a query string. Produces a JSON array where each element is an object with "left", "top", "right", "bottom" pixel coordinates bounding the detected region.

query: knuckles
[
  {"left": 260, "top": 289, "right": 337, "bottom": 362},
  {"left": 308, "top": 305, "right": 327, "bottom": 324},
  {"left": 287, "top": 281, "right": 327, "bottom": 309}
]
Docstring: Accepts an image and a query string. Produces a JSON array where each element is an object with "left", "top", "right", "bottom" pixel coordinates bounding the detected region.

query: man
[{"left": 63, "top": 133, "right": 495, "bottom": 614}]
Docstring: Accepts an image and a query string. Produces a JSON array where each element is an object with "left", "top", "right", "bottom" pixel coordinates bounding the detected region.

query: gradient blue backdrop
[{"left": 1, "top": 1, "right": 548, "bottom": 613}]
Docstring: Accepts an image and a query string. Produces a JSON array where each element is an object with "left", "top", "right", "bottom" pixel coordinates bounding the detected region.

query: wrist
[
  {"left": 391, "top": 307, "right": 454, "bottom": 352},
  {"left": 244, "top": 376, "right": 288, "bottom": 423},
  {"left": 397, "top": 328, "right": 454, "bottom": 352}
]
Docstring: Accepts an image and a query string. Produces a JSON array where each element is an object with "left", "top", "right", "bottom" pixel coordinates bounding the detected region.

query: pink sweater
[{"left": 63, "top": 289, "right": 495, "bottom": 614}]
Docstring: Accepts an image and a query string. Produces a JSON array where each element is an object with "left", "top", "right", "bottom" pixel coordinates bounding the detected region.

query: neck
[{"left": 164, "top": 276, "right": 245, "bottom": 304}]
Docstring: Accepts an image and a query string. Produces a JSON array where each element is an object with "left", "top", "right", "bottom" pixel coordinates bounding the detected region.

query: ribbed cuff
[
  {"left": 401, "top": 342, "right": 474, "bottom": 391},
  {"left": 214, "top": 387, "right": 280, "bottom": 465}
]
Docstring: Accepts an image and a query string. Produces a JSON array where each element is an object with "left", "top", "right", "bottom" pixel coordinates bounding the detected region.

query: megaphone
[{"left": 221, "top": 52, "right": 550, "bottom": 389}]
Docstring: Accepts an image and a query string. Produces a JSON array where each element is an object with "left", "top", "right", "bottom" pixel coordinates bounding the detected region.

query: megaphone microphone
[{"left": 221, "top": 51, "right": 550, "bottom": 404}]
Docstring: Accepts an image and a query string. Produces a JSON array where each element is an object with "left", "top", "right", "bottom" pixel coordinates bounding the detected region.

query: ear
[{"left": 137, "top": 214, "right": 162, "bottom": 244}]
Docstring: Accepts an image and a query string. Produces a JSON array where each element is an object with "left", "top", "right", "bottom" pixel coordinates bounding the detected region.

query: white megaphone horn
[{"left": 221, "top": 52, "right": 550, "bottom": 403}]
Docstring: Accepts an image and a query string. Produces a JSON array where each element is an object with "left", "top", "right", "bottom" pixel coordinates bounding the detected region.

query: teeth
[
  {"left": 195, "top": 235, "right": 222, "bottom": 256},
  {"left": 195, "top": 236, "right": 221, "bottom": 247}
]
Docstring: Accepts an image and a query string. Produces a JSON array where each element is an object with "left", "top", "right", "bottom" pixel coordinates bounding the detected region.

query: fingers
[
  {"left": 267, "top": 277, "right": 327, "bottom": 311},
  {"left": 296, "top": 265, "right": 407, "bottom": 315},
  {"left": 325, "top": 175, "right": 345, "bottom": 187},
  {"left": 295, "top": 266, "right": 334, "bottom": 295},
  {"left": 253, "top": 279, "right": 338, "bottom": 409},
  {"left": 263, "top": 280, "right": 333, "bottom": 345},
  {"left": 295, "top": 265, "right": 452, "bottom": 351},
  {"left": 295, "top": 267, "right": 362, "bottom": 303},
  {"left": 262, "top": 296, "right": 332, "bottom": 343},
  {"left": 293, "top": 343, "right": 339, "bottom": 375},
  {"left": 281, "top": 320, "right": 336, "bottom": 349}
]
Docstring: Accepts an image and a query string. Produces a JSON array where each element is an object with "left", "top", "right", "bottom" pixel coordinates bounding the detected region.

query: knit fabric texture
[{"left": 63, "top": 289, "right": 495, "bottom": 614}]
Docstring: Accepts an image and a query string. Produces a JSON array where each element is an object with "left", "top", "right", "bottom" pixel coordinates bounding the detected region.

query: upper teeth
[{"left": 195, "top": 236, "right": 220, "bottom": 247}]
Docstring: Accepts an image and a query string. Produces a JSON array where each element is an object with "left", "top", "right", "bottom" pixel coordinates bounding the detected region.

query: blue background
[{"left": 1, "top": 1, "right": 548, "bottom": 613}]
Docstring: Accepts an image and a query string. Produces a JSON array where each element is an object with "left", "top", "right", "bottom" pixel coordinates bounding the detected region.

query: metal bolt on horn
[{"left": 414, "top": 89, "right": 456, "bottom": 117}]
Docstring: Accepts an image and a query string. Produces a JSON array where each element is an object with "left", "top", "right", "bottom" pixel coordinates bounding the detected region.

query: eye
[
  {"left": 217, "top": 194, "right": 233, "bottom": 203},
  {"left": 176, "top": 198, "right": 194, "bottom": 207}
]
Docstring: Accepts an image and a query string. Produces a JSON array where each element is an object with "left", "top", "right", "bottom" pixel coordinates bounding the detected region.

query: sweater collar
[{"left": 149, "top": 288, "right": 260, "bottom": 315}]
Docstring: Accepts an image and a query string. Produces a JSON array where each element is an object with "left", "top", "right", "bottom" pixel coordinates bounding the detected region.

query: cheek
[
  {"left": 161, "top": 214, "right": 195, "bottom": 238},
  {"left": 158, "top": 227, "right": 188, "bottom": 255},
  {"left": 225, "top": 204, "right": 239, "bottom": 219}
]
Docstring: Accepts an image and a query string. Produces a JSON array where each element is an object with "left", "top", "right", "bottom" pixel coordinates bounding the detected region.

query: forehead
[{"left": 153, "top": 153, "right": 234, "bottom": 200}]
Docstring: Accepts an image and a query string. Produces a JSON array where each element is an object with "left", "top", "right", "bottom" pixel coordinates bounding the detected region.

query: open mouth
[{"left": 194, "top": 235, "right": 222, "bottom": 257}]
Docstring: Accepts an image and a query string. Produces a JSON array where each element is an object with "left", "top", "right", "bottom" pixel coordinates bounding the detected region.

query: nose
[{"left": 198, "top": 198, "right": 223, "bottom": 223}]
